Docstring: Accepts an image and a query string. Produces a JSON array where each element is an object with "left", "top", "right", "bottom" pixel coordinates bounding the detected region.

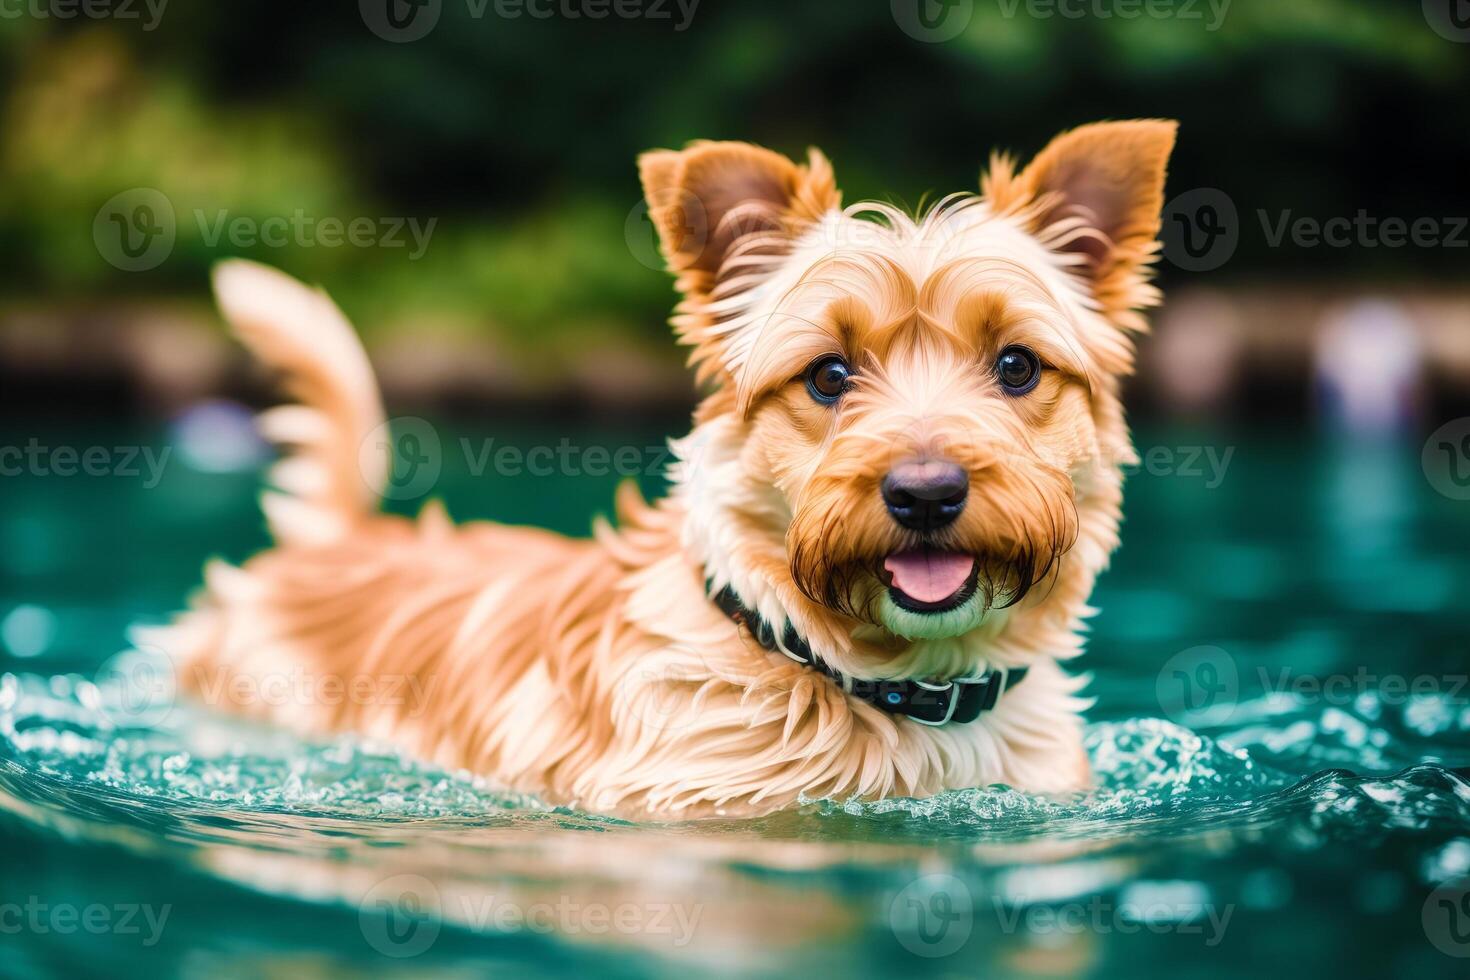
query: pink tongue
[{"left": 883, "top": 550, "right": 976, "bottom": 604}]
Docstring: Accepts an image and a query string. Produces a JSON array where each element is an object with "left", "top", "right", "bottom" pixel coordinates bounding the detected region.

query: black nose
[{"left": 881, "top": 460, "right": 968, "bottom": 531}]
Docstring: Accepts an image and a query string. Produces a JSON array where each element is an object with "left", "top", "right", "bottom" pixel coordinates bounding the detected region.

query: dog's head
[{"left": 641, "top": 122, "right": 1175, "bottom": 665}]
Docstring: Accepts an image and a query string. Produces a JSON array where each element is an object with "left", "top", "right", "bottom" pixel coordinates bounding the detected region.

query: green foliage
[{"left": 0, "top": 1, "right": 1463, "bottom": 361}]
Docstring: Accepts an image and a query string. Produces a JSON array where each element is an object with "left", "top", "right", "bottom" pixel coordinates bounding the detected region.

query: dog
[{"left": 153, "top": 120, "right": 1177, "bottom": 817}]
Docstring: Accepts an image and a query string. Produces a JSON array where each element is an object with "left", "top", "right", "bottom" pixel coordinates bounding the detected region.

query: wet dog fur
[{"left": 152, "top": 120, "right": 1177, "bottom": 817}]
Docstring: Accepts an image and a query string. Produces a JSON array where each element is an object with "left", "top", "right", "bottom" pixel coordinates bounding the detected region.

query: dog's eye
[
  {"left": 804, "top": 355, "right": 852, "bottom": 404},
  {"left": 995, "top": 345, "right": 1041, "bottom": 395}
]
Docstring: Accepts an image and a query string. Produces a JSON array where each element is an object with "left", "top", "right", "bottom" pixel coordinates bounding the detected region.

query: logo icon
[
  {"left": 364, "top": 417, "right": 443, "bottom": 501},
  {"left": 891, "top": 0, "right": 974, "bottom": 43},
  {"left": 1424, "top": 879, "right": 1470, "bottom": 957},
  {"left": 611, "top": 642, "right": 715, "bottom": 734},
  {"left": 890, "top": 873, "right": 973, "bottom": 958},
  {"left": 95, "top": 647, "right": 178, "bottom": 728},
  {"left": 360, "top": 874, "right": 442, "bottom": 958},
  {"left": 1161, "top": 188, "right": 1239, "bottom": 272},
  {"left": 1156, "top": 645, "right": 1239, "bottom": 726},
  {"left": 1424, "top": 0, "right": 1470, "bottom": 42},
  {"left": 1423, "top": 419, "right": 1470, "bottom": 501},
  {"left": 361, "top": 0, "right": 442, "bottom": 43},
  {"left": 625, "top": 187, "right": 707, "bottom": 272},
  {"left": 94, "top": 188, "right": 176, "bottom": 272}
]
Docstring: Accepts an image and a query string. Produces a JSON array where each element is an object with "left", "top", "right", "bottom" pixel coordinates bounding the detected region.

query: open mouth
[{"left": 880, "top": 548, "right": 979, "bottom": 613}]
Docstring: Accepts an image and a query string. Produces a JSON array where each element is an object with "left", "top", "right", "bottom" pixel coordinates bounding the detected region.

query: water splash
[
  {"left": 0, "top": 671, "right": 545, "bottom": 821},
  {"left": 4, "top": 669, "right": 1467, "bottom": 852},
  {"left": 3, "top": 667, "right": 1470, "bottom": 977}
]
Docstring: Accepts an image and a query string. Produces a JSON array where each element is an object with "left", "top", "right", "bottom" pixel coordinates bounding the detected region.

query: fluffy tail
[{"left": 213, "top": 260, "right": 387, "bottom": 547}]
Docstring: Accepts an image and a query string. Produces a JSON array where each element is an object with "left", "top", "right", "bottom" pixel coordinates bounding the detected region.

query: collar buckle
[{"left": 906, "top": 678, "right": 961, "bottom": 727}]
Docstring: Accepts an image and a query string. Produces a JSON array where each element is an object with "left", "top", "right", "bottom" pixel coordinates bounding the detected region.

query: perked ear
[
  {"left": 987, "top": 119, "right": 1178, "bottom": 322},
  {"left": 638, "top": 141, "right": 840, "bottom": 293}
]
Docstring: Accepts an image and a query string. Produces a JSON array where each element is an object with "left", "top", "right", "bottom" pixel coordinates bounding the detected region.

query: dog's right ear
[{"left": 638, "top": 141, "right": 840, "bottom": 294}]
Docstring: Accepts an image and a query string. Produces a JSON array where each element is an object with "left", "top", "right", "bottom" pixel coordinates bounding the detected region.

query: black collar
[{"left": 711, "top": 586, "right": 1027, "bottom": 726}]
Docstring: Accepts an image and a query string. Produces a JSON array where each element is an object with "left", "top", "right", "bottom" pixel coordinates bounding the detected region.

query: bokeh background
[
  {"left": 3, "top": 3, "right": 1470, "bottom": 979},
  {"left": 1, "top": 0, "right": 1468, "bottom": 424}
]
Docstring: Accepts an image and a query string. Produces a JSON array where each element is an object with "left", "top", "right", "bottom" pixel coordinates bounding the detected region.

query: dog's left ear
[
  {"left": 638, "top": 141, "right": 840, "bottom": 293},
  {"left": 987, "top": 119, "right": 1177, "bottom": 322},
  {"left": 639, "top": 141, "right": 842, "bottom": 386}
]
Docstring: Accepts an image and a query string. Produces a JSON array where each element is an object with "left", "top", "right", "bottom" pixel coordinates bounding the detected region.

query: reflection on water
[{"left": 0, "top": 421, "right": 1468, "bottom": 978}]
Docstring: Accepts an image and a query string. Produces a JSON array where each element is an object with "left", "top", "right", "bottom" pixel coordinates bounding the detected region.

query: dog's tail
[{"left": 213, "top": 259, "right": 387, "bottom": 547}]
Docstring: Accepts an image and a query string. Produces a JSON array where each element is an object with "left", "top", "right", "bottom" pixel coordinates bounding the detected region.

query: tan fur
[{"left": 154, "top": 122, "right": 1176, "bottom": 817}]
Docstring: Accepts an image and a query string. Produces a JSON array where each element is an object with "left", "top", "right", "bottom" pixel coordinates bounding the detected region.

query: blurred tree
[{"left": 0, "top": 0, "right": 1464, "bottom": 360}]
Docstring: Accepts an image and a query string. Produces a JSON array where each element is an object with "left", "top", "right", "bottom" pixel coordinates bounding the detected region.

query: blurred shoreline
[
  {"left": 0, "top": 295, "right": 697, "bottom": 421},
  {"left": 4, "top": 284, "right": 1468, "bottom": 424}
]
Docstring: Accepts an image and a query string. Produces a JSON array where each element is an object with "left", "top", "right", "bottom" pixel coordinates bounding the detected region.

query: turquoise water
[{"left": 2, "top": 417, "right": 1469, "bottom": 978}]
